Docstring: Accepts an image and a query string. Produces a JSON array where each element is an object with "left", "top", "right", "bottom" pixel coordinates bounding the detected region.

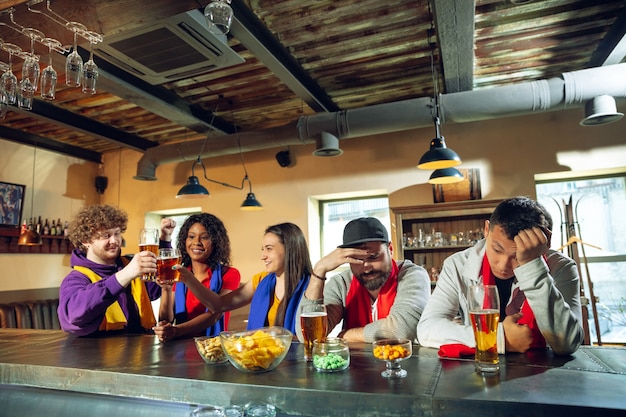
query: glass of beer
[
  {"left": 300, "top": 303, "right": 328, "bottom": 362},
  {"left": 139, "top": 228, "right": 159, "bottom": 281},
  {"left": 468, "top": 284, "right": 500, "bottom": 374},
  {"left": 157, "top": 248, "right": 181, "bottom": 284}
]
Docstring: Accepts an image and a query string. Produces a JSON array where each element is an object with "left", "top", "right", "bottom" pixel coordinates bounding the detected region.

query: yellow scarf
[{"left": 73, "top": 263, "right": 156, "bottom": 332}]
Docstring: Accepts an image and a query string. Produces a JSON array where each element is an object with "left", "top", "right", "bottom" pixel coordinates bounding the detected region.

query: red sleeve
[{"left": 221, "top": 267, "right": 241, "bottom": 292}]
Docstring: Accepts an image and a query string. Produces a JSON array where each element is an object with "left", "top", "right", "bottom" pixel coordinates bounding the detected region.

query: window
[
  {"left": 145, "top": 208, "right": 201, "bottom": 247},
  {"left": 319, "top": 196, "right": 391, "bottom": 274},
  {"left": 535, "top": 168, "right": 626, "bottom": 344}
]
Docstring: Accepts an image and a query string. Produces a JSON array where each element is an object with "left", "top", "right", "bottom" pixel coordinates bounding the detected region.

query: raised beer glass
[
  {"left": 300, "top": 303, "right": 328, "bottom": 362},
  {"left": 468, "top": 284, "right": 500, "bottom": 374},
  {"left": 139, "top": 228, "right": 159, "bottom": 281},
  {"left": 157, "top": 248, "right": 181, "bottom": 284}
]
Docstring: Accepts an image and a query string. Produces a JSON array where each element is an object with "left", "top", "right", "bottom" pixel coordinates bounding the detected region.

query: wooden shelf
[
  {"left": 392, "top": 199, "right": 501, "bottom": 273},
  {"left": 0, "top": 228, "right": 73, "bottom": 254}
]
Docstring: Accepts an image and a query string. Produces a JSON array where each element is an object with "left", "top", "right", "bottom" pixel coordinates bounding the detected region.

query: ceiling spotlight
[
  {"left": 313, "top": 131, "right": 343, "bottom": 157},
  {"left": 204, "top": 0, "right": 234, "bottom": 36},
  {"left": 580, "top": 95, "right": 624, "bottom": 126}
]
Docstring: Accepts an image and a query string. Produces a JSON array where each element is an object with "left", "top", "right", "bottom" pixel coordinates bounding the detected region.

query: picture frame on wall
[{"left": 0, "top": 181, "right": 26, "bottom": 228}]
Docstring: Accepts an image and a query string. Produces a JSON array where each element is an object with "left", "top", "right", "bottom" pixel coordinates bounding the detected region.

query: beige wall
[{"left": 1, "top": 106, "right": 625, "bottom": 291}]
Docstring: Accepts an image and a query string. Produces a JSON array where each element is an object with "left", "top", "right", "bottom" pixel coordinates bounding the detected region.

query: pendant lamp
[
  {"left": 417, "top": 116, "right": 461, "bottom": 170},
  {"left": 428, "top": 167, "right": 464, "bottom": 185},
  {"left": 18, "top": 143, "right": 42, "bottom": 246},
  {"left": 176, "top": 156, "right": 263, "bottom": 210}
]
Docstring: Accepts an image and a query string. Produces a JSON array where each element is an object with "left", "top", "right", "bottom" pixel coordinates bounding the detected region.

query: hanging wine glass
[
  {"left": 40, "top": 38, "right": 62, "bottom": 100},
  {"left": 82, "top": 31, "right": 101, "bottom": 95},
  {"left": 0, "top": 61, "right": 8, "bottom": 119},
  {"left": 0, "top": 90, "right": 7, "bottom": 120},
  {"left": 17, "top": 49, "right": 35, "bottom": 110},
  {"left": 21, "top": 28, "right": 44, "bottom": 92},
  {"left": 1, "top": 42, "right": 22, "bottom": 105},
  {"left": 65, "top": 21, "right": 86, "bottom": 87}
]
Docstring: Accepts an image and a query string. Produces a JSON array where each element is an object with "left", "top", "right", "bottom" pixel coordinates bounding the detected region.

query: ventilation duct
[
  {"left": 135, "top": 63, "right": 626, "bottom": 180},
  {"left": 94, "top": 9, "right": 244, "bottom": 85}
]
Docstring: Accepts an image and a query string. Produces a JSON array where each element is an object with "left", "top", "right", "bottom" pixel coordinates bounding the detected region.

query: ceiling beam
[
  {"left": 0, "top": 126, "right": 102, "bottom": 163},
  {"left": 12, "top": 99, "right": 158, "bottom": 153},
  {"left": 588, "top": 5, "right": 626, "bottom": 67},
  {"left": 431, "top": 0, "right": 476, "bottom": 93},
  {"left": 230, "top": 0, "right": 339, "bottom": 113}
]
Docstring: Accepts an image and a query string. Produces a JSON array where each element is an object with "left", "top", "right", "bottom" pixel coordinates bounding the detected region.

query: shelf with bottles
[
  {"left": 0, "top": 224, "right": 73, "bottom": 254},
  {"left": 392, "top": 199, "right": 501, "bottom": 277}
]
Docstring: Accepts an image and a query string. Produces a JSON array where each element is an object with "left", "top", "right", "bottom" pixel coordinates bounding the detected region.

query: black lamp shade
[
  {"left": 176, "top": 176, "right": 210, "bottom": 198},
  {"left": 241, "top": 192, "right": 263, "bottom": 211},
  {"left": 428, "top": 167, "right": 465, "bottom": 185},
  {"left": 417, "top": 137, "right": 462, "bottom": 170}
]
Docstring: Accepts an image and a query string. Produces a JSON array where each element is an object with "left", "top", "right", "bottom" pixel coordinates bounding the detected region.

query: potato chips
[{"left": 222, "top": 329, "right": 288, "bottom": 371}]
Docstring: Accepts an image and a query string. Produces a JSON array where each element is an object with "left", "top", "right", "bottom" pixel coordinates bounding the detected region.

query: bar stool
[{"left": 0, "top": 304, "right": 17, "bottom": 328}]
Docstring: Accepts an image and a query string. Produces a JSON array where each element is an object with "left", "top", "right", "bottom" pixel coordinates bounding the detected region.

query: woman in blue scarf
[
  {"left": 153, "top": 213, "right": 241, "bottom": 342},
  {"left": 174, "top": 222, "right": 312, "bottom": 334}
]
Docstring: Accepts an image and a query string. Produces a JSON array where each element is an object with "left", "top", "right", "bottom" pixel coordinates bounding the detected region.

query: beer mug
[
  {"left": 300, "top": 303, "right": 328, "bottom": 362},
  {"left": 157, "top": 248, "right": 181, "bottom": 284},
  {"left": 468, "top": 284, "right": 500, "bottom": 374},
  {"left": 139, "top": 228, "right": 159, "bottom": 281}
]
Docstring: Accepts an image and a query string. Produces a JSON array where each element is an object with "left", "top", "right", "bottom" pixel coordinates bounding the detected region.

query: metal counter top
[{"left": 0, "top": 329, "right": 625, "bottom": 417}]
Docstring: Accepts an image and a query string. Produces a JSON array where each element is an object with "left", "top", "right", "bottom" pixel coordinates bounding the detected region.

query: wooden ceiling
[{"left": 0, "top": 0, "right": 624, "bottom": 163}]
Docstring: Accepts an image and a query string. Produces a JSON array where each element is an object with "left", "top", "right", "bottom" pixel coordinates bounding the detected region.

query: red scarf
[
  {"left": 344, "top": 259, "right": 399, "bottom": 329},
  {"left": 481, "top": 254, "right": 546, "bottom": 349}
]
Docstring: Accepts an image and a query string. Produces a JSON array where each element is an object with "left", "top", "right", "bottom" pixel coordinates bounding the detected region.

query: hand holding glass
[
  {"left": 139, "top": 228, "right": 159, "bottom": 281},
  {"left": 157, "top": 248, "right": 181, "bottom": 284},
  {"left": 468, "top": 284, "right": 500, "bottom": 374}
]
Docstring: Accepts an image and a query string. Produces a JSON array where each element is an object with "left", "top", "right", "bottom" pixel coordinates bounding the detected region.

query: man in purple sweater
[{"left": 58, "top": 205, "right": 175, "bottom": 336}]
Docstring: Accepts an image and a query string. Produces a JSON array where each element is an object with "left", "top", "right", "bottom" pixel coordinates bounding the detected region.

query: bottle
[
  {"left": 50, "top": 219, "right": 56, "bottom": 236},
  {"left": 36, "top": 216, "right": 42, "bottom": 234},
  {"left": 20, "top": 219, "right": 27, "bottom": 234},
  {"left": 28, "top": 217, "right": 33, "bottom": 231},
  {"left": 43, "top": 218, "right": 50, "bottom": 235},
  {"left": 56, "top": 218, "right": 62, "bottom": 236},
  {"left": 63, "top": 221, "right": 69, "bottom": 237}
]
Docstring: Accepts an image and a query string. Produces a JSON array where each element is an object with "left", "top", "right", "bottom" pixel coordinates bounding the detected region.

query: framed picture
[{"left": 0, "top": 181, "right": 26, "bottom": 228}]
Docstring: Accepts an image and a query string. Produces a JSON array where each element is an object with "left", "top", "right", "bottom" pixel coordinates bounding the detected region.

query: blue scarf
[
  {"left": 174, "top": 264, "right": 224, "bottom": 336},
  {"left": 246, "top": 272, "right": 309, "bottom": 333}
]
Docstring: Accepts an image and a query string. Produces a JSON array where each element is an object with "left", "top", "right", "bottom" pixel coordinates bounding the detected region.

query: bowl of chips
[
  {"left": 220, "top": 326, "right": 293, "bottom": 373},
  {"left": 194, "top": 335, "right": 229, "bottom": 364}
]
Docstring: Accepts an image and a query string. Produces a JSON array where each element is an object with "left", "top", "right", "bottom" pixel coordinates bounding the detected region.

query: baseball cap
[{"left": 338, "top": 217, "right": 389, "bottom": 248}]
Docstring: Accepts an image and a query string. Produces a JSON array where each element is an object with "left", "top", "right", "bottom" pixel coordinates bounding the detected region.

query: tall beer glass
[
  {"left": 300, "top": 303, "right": 328, "bottom": 362},
  {"left": 157, "top": 248, "right": 181, "bottom": 284},
  {"left": 468, "top": 284, "right": 500, "bottom": 374},
  {"left": 139, "top": 228, "right": 159, "bottom": 281}
]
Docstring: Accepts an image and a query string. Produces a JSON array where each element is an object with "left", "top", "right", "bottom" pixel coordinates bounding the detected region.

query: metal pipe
[{"left": 135, "top": 63, "right": 626, "bottom": 180}]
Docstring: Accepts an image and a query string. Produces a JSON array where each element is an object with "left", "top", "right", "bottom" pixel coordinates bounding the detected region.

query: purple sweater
[{"left": 58, "top": 249, "right": 162, "bottom": 336}]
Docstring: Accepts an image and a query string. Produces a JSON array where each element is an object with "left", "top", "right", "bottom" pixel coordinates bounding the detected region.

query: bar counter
[{"left": 0, "top": 329, "right": 625, "bottom": 417}]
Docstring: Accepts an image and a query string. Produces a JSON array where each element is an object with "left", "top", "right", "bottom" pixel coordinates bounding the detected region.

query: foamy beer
[
  {"left": 468, "top": 284, "right": 501, "bottom": 373},
  {"left": 300, "top": 303, "right": 328, "bottom": 361},
  {"left": 157, "top": 248, "right": 181, "bottom": 284},
  {"left": 139, "top": 228, "right": 159, "bottom": 281}
]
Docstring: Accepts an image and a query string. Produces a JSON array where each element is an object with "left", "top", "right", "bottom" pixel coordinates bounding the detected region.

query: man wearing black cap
[{"left": 296, "top": 217, "right": 430, "bottom": 343}]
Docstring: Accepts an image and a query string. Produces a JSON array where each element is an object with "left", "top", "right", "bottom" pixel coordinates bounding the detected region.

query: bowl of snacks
[
  {"left": 372, "top": 338, "right": 412, "bottom": 379},
  {"left": 312, "top": 337, "right": 350, "bottom": 372},
  {"left": 194, "top": 335, "right": 228, "bottom": 364},
  {"left": 220, "top": 326, "right": 293, "bottom": 373}
]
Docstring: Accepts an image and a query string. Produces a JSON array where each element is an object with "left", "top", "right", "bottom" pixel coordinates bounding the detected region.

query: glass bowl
[
  {"left": 220, "top": 326, "right": 292, "bottom": 373},
  {"left": 312, "top": 337, "right": 350, "bottom": 372},
  {"left": 194, "top": 335, "right": 228, "bottom": 364},
  {"left": 372, "top": 338, "right": 412, "bottom": 378}
]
